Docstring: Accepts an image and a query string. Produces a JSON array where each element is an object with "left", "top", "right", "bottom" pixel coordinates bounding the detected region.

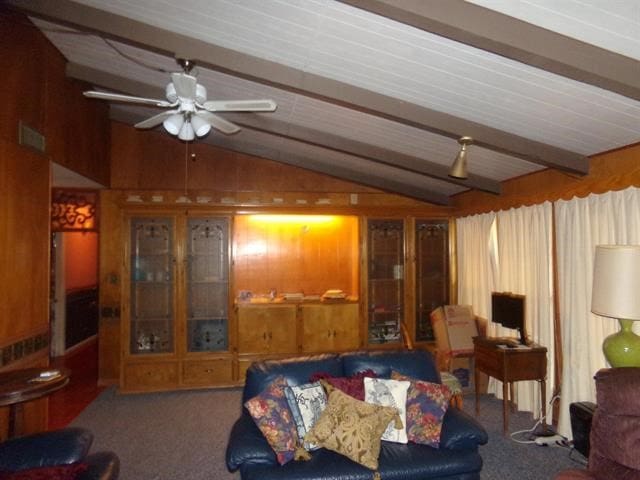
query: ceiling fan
[{"left": 83, "top": 59, "right": 277, "bottom": 141}]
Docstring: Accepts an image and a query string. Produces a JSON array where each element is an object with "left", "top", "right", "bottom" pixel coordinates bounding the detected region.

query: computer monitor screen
[{"left": 491, "top": 292, "right": 526, "bottom": 344}]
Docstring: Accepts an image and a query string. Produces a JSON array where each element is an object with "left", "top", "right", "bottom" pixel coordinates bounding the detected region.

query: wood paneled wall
[
  {"left": 452, "top": 144, "right": 640, "bottom": 215},
  {"left": 110, "top": 121, "right": 380, "bottom": 193},
  {"left": 0, "top": 11, "right": 110, "bottom": 186},
  {"left": 233, "top": 215, "right": 359, "bottom": 297},
  {"left": 0, "top": 10, "right": 110, "bottom": 433}
]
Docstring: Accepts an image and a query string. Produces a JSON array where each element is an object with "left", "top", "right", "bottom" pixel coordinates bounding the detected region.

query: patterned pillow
[
  {"left": 244, "top": 376, "right": 298, "bottom": 465},
  {"left": 304, "top": 381, "right": 402, "bottom": 470},
  {"left": 309, "top": 369, "right": 378, "bottom": 400},
  {"left": 284, "top": 382, "right": 327, "bottom": 450},
  {"left": 364, "top": 377, "right": 410, "bottom": 443},
  {"left": 391, "top": 371, "right": 451, "bottom": 447}
]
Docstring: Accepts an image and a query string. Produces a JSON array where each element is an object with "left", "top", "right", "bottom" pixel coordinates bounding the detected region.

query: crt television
[{"left": 491, "top": 292, "right": 527, "bottom": 345}]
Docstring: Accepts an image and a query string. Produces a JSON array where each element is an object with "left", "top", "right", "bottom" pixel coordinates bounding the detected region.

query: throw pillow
[
  {"left": 364, "top": 377, "right": 410, "bottom": 443},
  {"left": 0, "top": 463, "right": 88, "bottom": 480},
  {"left": 284, "top": 382, "right": 327, "bottom": 450},
  {"left": 244, "top": 376, "right": 298, "bottom": 465},
  {"left": 391, "top": 371, "right": 452, "bottom": 447},
  {"left": 309, "top": 369, "right": 378, "bottom": 400},
  {"left": 304, "top": 381, "right": 402, "bottom": 470}
]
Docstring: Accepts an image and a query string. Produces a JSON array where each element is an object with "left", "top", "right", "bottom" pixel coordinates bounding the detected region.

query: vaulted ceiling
[{"left": 8, "top": 0, "right": 640, "bottom": 205}]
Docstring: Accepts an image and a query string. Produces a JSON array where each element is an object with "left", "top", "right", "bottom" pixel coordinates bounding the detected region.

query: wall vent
[{"left": 18, "top": 121, "right": 46, "bottom": 153}]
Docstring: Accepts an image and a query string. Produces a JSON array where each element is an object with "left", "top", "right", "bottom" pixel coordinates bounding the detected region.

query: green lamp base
[{"left": 603, "top": 319, "right": 640, "bottom": 367}]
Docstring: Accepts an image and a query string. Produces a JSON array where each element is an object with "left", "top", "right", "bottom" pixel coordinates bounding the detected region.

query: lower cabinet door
[
  {"left": 301, "top": 303, "right": 360, "bottom": 353},
  {"left": 122, "top": 362, "right": 179, "bottom": 391},
  {"left": 181, "top": 358, "right": 233, "bottom": 386}
]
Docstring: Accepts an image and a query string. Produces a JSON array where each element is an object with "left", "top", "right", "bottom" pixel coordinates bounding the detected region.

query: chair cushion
[{"left": 0, "top": 463, "right": 87, "bottom": 480}]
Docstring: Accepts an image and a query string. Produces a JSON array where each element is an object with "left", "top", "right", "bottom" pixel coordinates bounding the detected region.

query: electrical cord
[{"left": 509, "top": 394, "right": 565, "bottom": 445}]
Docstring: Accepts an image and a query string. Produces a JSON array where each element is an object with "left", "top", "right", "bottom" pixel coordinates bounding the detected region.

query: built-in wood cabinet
[
  {"left": 106, "top": 201, "right": 451, "bottom": 392},
  {"left": 301, "top": 303, "right": 360, "bottom": 353},
  {"left": 121, "top": 212, "right": 233, "bottom": 393},
  {"left": 237, "top": 304, "right": 298, "bottom": 355}
]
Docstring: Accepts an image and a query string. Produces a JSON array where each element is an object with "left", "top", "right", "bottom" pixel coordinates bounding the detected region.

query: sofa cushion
[
  {"left": 309, "top": 369, "right": 377, "bottom": 401},
  {"left": 341, "top": 350, "right": 440, "bottom": 383},
  {"left": 284, "top": 382, "right": 327, "bottom": 451},
  {"left": 392, "top": 371, "right": 451, "bottom": 447},
  {"left": 0, "top": 463, "right": 87, "bottom": 480},
  {"left": 304, "top": 383, "right": 401, "bottom": 470},
  {"left": 244, "top": 376, "right": 299, "bottom": 465},
  {"left": 243, "top": 354, "right": 342, "bottom": 404},
  {"left": 363, "top": 377, "right": 410, "bottom": 443}
]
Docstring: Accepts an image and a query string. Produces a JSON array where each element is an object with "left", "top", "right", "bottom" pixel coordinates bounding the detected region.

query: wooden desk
[
  {"left": 0, "top": 367, "right": 70, "bottom": 438},
  {"left": 473, "top": 337, "right": 547, "bottom": 435}
]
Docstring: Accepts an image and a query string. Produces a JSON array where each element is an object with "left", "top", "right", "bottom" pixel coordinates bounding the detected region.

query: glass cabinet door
[
  {"left": 415, "top": 220, "right": 449, "bottom": 342},
  {"left": 186, "top": 217, "right": 229, "bottom": 352},
  {"left": 367, "top": 219, "right": 404, "bottom": 344},
  {"left": 130, "top": 217, "right": 174, "bottom": 354}
]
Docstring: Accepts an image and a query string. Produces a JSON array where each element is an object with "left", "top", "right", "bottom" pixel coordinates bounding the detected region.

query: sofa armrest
[
  {"left": 226, "top": 412, "right": 277, "bottom": 471},
  {"left": 0, "top": 428, "right": 93, "bottom": 471},
  {"left": 439, "top": 408, "right": 488, "bottom": 450}
]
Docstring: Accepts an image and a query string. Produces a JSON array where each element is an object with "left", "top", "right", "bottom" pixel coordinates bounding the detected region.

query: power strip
[{"left": 534, "top": 434, "right": 565, "bottom": 446}]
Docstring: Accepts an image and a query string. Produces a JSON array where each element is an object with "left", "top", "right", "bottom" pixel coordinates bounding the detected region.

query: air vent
[{"left": 18, "top": 121, "right": 46, "bottom": 153}]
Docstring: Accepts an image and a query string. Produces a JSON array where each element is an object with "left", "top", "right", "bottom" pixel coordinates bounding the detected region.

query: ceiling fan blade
[
  {"left": 196, "top": 111, "right": 241, "bottom": 135},
  {"left": 171, "top": 73, "right": 197, "bottom": 99},
  {"left": 84, "top": 90, "right": 172, "bottom": 107},
  {"left": 134, "top": 110, "right": 178, "bottom": 129},
  {"left": 202, "top": 99, "right": 277, "bottom": 112}
]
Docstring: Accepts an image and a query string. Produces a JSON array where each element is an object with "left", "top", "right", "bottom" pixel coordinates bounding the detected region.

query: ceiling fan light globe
[
  {"left": 191, "top": 115, "right": 212, "bottom": 137},
  {"left": 178, "top": 121, "right": 195, "bottom": 141},
  {"left": 165, "top": 82, "right": 178, "bottom": 103},
  {"left": 163, "top": 113, "right": 184, "bottom": 135}
]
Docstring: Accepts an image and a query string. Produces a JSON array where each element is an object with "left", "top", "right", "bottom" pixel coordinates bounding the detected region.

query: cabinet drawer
[
  {"left": 123, "top": 362, "right": 178, "bottom": 390},
  {"left": 182, "top": 359, "right": 233, "bottom": 385}
]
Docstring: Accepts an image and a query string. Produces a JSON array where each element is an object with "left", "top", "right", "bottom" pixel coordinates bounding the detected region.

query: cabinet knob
[{"left": 205, "top": 369, "right": 213, "bottom": 373}]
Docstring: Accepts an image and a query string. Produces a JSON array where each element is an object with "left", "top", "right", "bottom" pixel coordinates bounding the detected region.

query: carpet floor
[{"left": 71, "top": 387, "right": 586, "bottom": 480}]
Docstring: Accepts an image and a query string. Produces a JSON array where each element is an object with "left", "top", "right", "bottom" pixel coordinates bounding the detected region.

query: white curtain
[
  {"left": 456, "top": 211, "right": 498, "bottom": 320},
  {"left": 492, "top": 202, "right": 555, "bottom": 417},
  {"left": 456, "top": 204, "right": 554, "bottom": 418},
  {"left": 555, "top": 187, "right": 640, "bottom": 437}
]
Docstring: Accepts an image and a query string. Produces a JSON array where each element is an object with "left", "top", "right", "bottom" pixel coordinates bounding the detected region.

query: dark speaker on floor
[{"left": 569, "top": 401, "right": 596, "bottom": 458}]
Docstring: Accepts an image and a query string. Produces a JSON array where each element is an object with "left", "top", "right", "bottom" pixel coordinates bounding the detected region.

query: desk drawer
[
  {"left": 504, "top": 351, "right": 547, "bottom": 381},
  {"left": 475, "top": 349, "right": 502, "bottom": 378}
]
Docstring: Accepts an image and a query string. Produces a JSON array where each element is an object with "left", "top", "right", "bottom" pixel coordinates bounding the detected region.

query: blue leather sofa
[
  {"left": 227, "top": 350, "right": 488, "bottom": 480},
  {"left": 0, "top": 427, "right": 119, "bottom": 479}
]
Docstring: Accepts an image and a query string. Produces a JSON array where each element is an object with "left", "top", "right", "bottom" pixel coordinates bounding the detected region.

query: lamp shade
[
  {"left": 449, "top": 148, "right": 468, "bottom": 179},
  {"left": 592, "top": 245, "right": 640, "bottom": 320}
]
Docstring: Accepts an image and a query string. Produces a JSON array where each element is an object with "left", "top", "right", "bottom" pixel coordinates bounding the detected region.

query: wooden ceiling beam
[{"left": 9, "top": 0, "right": 588, "bottom": 176}]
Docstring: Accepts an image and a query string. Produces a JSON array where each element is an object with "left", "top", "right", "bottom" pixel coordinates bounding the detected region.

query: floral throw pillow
[
  {"left": 391, "top": 371, "right": 451, "bottom": 447},
  {"left": 284, "top": 382, "right": 327, "bottom": 450},
  {"left": 304, "top": 382, "right": 402, "bottom": 470},
  {"left": 364, "top": 377, "right": 410, "bottom": 443},
  {"left": 244, "top": 376, "right": 298, "bottom": 465}
]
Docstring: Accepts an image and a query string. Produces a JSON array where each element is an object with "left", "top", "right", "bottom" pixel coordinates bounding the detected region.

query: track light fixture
[{"left": 449, "top": 136, "right": 473, "bottom": 179}]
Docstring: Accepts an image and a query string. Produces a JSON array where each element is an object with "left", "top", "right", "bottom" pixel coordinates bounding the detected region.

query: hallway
[{"left": 49, "top": 339, "right": 104, "bottom": 430}]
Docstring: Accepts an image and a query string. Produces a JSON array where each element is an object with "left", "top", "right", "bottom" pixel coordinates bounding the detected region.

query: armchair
[
  {"left": 555, "top": 367, "right": 640, "bottom": 480},
  {"left": 0, "top": 427, "right": 119, "bottom": 480}
]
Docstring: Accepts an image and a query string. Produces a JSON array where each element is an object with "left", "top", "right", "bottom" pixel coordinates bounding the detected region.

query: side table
[{"left": 0, "top": 367, "right": 70, "bottom": 438}]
